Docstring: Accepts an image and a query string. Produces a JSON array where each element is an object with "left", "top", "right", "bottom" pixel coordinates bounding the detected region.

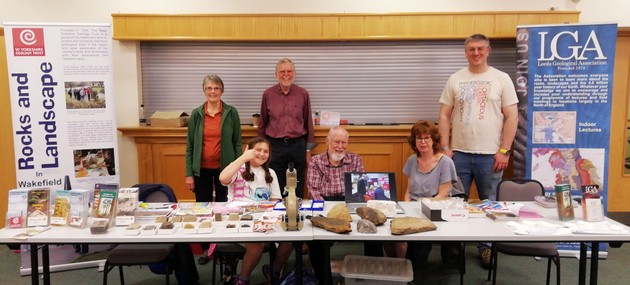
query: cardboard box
[
  {"left": 150, "top": 111, "right": 189, "bottom": 127},
  {"left": 421, "top": 200, "right": 444, "bottom": 221}
]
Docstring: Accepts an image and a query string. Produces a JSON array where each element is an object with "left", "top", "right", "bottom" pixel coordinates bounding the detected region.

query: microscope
[{"left": 281, "top": 163, "right": 304, "bottom": 231}]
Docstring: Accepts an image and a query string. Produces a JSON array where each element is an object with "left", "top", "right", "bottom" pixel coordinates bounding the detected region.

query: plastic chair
[
  {"left": 103, "top": 244, "right": 174, "bottom": 285},
  {"left": 103, "top": 184, "right": 179, "bottom": 285},
  {"left": 487, "top": 178, "right": 560, "bottom": 285},
  {"left": 211, "top": 242, "right": 276, "bottom": 285}
]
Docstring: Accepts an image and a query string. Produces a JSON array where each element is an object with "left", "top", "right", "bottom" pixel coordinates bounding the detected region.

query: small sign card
[{"left": 319, "top": 111, "right": 340, "bottom": 126}]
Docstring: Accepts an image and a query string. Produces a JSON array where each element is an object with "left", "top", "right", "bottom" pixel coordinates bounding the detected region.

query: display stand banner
[
  {"left": 3, "top": 22, "right": 118, "bottom": 273},
  {"left": 514, "top": 23, "right": 618, "bottom": 253},
  {"left": 3, "top": 22, "right": 118, "bottom": 194}
]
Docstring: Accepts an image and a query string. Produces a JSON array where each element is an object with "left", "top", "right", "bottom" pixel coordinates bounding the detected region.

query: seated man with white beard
[
  {"left": 307, "top": 126, "right": 364, "bottom": 201},
  {"left": 306, "top": 126, "right": 383, "bottom": 284}
]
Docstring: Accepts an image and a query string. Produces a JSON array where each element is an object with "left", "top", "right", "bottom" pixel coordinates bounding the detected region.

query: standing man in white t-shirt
[{"left": 438, "top": 33, "right": 518, "bottom": 269}]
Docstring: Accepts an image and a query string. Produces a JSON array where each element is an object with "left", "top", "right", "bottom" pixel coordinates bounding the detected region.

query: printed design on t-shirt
[
  {"left": 457, "top": 80, "right": 491, "bottom": 124},
  {"left": 249, "top": 187, "right": 272, "bottom": 201},
  {"left": 232, "top": 166, "right": 273, "bottom": 201},
  {"left": 231, "top": 166, "right": 247, "bottom": 199}
]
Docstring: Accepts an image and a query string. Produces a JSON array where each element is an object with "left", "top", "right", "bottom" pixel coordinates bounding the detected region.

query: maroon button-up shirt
[{"left": 258, "top": 84, "right": 315, "bottom": 143}]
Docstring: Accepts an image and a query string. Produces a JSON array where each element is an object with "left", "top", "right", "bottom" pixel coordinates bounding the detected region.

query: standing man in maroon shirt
[{"left": 258, "top": 58, "right": 315, "bottom": 198}]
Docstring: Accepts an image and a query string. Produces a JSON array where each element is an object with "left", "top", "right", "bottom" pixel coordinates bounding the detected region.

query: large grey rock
[{"left": 357, "top": 219, "right": 377, "bottom": 234}]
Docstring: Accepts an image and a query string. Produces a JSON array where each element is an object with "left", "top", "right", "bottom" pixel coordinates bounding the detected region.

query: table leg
[
  {"left": 293, "top": 241, "right": 303, "bottom": 285},
  {"left": 590, "top": 242, "right": 599, "bottom": 285},
  {"left": 322, "top": 242, "right": 332, "bottom": 285},
  {"left": 579, "top": 242, "right": 588, "bottom": 285},
  {"left": 458, "top": 242, "right": 466, "bottom": 285},
  {"left": 30, "top": 244, "right": 39, "bottom": 285},
  {"left": 42, "top": 245, "right": 50, "bottom": 285}
]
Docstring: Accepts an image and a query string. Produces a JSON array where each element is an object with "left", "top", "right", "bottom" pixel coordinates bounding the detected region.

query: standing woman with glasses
[{"left": 185, "top": 74, "right": 242, "bottom": 265}]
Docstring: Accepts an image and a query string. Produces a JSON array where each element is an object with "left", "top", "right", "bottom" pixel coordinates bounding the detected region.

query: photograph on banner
[
  {"left": 73, "top": 148, "right": 116, "bottom": 178},
  {"left": 532, "top": 111, "right": 576, "bottom": 144},
  {"left": 531, "top": 147, "right": 605, "bottom": 198},
  {"left": 65, "top": 81, "right": 106, "bottom": 109}
]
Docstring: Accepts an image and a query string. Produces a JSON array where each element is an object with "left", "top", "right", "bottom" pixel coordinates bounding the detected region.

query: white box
[
  {"left": 123, "top": 224, "right": 141, "bottom": 236},
  {"left": 223, "top": 222, "right": 239, "bottom": 233},
  {"left": 197, "top": 220, "right": 214, "bottom": 234},
  {"left": 341, "top": 255, "right": 413, "bottom": 285},
  {"left": 141, "top": 224, "right": 158, "bottom": 235},
  {"left": 239, "top": 221, "right": 254, "bottom": 233},
  {"left": 181, "top": 223, "right": 198, "bottom": 234}
]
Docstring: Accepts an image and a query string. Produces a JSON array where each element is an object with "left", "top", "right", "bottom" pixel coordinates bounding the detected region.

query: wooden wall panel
[
  {"left": 120, "top": 125, "right": 414, "bottom": 202},
  {"left": 112, "top": 12, "right": 580, "bottom": 41},
  {"left": 151, "top": 144, "right": 191, "bottom": 201},
  {"left": 607, "top": 29, "right": 630, "bottom": 212},
  {"left": 0, "top": 28, "right": 17, "bottom": 228}
]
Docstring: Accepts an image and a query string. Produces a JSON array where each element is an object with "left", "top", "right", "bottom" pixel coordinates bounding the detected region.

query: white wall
[{"left": 1, "top": 0, "right": 627, "bottom": 187}]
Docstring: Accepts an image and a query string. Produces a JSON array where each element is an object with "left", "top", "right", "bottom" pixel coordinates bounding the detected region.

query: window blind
[{"left": 140, "top": 40, "right": 516, "bottom": 125}]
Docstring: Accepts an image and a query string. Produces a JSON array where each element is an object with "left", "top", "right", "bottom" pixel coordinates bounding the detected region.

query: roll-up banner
[
  {"left": 3, "top": 22, "right": 118, "bottom": 274},
  {"left": 514, "top": 23, "right": 618, "bottom": 256}
]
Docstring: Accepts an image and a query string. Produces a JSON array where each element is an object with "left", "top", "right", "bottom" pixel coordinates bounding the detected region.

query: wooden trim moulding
[
  {"left": 112, "top": 11, "right": 580, "bottom": 41},
  {"left": 118, "top": 125, "right": 413, "bottom": 140}
]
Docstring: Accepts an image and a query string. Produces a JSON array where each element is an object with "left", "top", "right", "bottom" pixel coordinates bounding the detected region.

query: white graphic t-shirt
[
  {"left": 227, "top": 165, "right": 281, "bottom": 202},
  {"left": 439, "top": 66, "right": 518, "bottom": 154}
]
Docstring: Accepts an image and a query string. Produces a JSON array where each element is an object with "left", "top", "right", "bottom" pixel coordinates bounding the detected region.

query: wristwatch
[{"left": 499, "top": 148, "right": 512, "bottom": 156}]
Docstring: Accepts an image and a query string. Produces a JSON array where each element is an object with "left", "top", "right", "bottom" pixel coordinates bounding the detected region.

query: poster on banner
[
  {"left": 3, "top": 22, "right": 118, "bottom": 274},
  {"left": 514, "top": 23, "right": 618, "bottom": 254}
]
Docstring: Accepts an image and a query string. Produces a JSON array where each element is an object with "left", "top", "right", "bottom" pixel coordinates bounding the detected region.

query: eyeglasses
[
  {"left": 415, "top": 136, "right": 432, "bottom": 143},
  {"left": 205, "top": 86, "right": 222, "bottom": 92},
  {"left": 466, "top": 46, "right": 489, "bottom": 53}
]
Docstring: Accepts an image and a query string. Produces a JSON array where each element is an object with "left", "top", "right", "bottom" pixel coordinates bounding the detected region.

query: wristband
[
  {"left": 499, "top": 148, "right": 512, "bottom": 156},
  {"left": 441, "top": 146, "right": 451, "bottom": 151}
]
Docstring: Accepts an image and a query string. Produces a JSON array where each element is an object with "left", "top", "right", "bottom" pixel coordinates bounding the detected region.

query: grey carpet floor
[{"left": 1, "top": 242, "right": 628, "bottom": 285}]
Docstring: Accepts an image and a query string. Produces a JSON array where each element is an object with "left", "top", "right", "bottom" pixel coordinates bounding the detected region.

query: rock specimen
[
  {"left": 327, "top": 203, "right": 352, "bottom": 222},
  {"left": 356, "top": 206, "right": 387, "bottom": 226},
  {"left": 310, "top": 216, "right": 352, "bottom": 233},
  {"left": 159, "top": 221, "right": 174, "bottom": 229},
  {"left": 367, "top": 200, "right": 397, "bottom": 217},
  {"left": 390, "top": 217, "right": 437, "bottom": 235},
  {"left": 357, "top": 219, "right": 377, "bottom": 233}
]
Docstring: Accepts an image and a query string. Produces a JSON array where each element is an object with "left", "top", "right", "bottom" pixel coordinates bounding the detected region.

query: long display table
[{"left": 1, "top": 201, "right": 629, "bottom": 285}]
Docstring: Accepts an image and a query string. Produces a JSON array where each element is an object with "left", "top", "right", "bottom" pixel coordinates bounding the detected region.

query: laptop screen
[{"left": 344, "top": 172, "right": 397, "bottom": 203}]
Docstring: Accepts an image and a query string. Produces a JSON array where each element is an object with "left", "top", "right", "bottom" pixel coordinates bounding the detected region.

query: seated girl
[{"left": 219, "top": 136, "right": 293, "bottom": 285}]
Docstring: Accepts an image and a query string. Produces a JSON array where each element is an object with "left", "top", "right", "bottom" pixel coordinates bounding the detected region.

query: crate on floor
[
  {"left": 341, "top": 255, "right": 413, "bottom": 285},
  {"left": 331, "top": 260, "right": 344, "bottom": 285}
]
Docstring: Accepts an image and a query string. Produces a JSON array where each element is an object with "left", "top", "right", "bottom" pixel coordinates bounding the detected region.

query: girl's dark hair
[
  {"left": 242, "top": 136, "right": 273, "bottom": 184},
  {"left": 407, "top": 120, "right": 442, "bottom": 156}
]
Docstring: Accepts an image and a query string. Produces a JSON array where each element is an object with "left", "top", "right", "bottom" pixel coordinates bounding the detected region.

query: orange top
[{"left": 201, "top": 102, "right": 222, "bottom": 169}]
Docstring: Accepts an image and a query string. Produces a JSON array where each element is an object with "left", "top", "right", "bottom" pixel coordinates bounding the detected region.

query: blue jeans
[{"left": 452, "top": 151, "right": 503, "bottom": 201}]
